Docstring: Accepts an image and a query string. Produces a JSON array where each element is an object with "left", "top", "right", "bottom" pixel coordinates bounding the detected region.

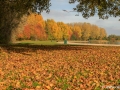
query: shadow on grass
[
  {"left": 0, "top": 43, "right": 96, "bottom": 54},
  {"left": 15, "top": 42, "right": 35, "bottom": 45}
]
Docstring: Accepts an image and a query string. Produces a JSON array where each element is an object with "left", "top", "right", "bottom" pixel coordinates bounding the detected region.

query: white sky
[{"left": 41, "top": 0, "right": 120, "bottom": 36}]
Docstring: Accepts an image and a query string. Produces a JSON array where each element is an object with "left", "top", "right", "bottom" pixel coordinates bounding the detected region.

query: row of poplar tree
[{"left": 16, "top": 13, "right": 107, "bottom": 41}]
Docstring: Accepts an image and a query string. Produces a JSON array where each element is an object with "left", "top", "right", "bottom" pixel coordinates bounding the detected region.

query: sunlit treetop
[{"left": 69, "top": 0, "right": 120, "bottom": 19}]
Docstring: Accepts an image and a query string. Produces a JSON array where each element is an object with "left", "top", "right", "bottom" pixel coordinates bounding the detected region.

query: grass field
[
  {"left": 0, "top": 45, "right": 120, "bottom": 90},
  {"left": 14, "top": 40, "right": 59, "bottom": 45}
]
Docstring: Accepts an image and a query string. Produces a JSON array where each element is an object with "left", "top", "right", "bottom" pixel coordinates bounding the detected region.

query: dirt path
[{"left": 57, "top": 41, "right": 120, "bottom": 46}]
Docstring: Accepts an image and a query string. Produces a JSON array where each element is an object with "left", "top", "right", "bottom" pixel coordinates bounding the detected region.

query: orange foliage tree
[{"left": 16, "top": 13, "right": 47, "bottom": 40}]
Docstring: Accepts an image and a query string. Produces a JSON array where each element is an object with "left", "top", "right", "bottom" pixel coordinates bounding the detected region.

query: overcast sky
[{"left": 41, "top": 0, "right": 120, "bottom": 36}]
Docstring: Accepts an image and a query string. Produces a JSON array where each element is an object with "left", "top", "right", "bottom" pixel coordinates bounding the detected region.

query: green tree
[
  {"left": 70, "top": 0, "right": 120, "bottom": 19},
  {"left": 108, "top": 34, "right": 117, "bottom": 41},
  {"left": 116, "top": 35, "right": 120, "bottom": 40}
]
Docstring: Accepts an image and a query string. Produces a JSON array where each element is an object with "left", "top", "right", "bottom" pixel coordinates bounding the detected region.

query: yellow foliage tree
[{"left": 45, "top": 19, "right": 59, "bottom": 40}]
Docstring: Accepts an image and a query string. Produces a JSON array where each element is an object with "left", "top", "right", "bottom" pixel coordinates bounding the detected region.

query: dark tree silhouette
[{"left": 69, "top": 0, "right": 120, "bottom": 19}]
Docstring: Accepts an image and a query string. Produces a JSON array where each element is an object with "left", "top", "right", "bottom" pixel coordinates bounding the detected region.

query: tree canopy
[{"left": 70, "top": 0, "right": 120, "bottom": 19}]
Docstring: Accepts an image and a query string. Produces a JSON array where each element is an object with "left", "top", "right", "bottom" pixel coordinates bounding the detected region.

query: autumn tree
[
  {"left": 16, "top": 13, "right": 47, "bottom": 40},
  {"left": 68, "top": 22, "right": 106, "bottom": 40},
  {"left": 67, "top": 25, "right": 73, "bottom": 40},
  {"left": 99, "top": 28, "right": 107, "bottom": 40},
  {"left": 57, "top": 25, "right": 64, "bottom": 40},
  {"left": 45, "top": 19, "right": 59, "bottom": 41},
  {"left": 23, "top": 25, "right": 31, "bottom": 40},
  {"left": 70, "top": 25, "right": 82, "bottom": 40},
  {"left": 57, "top": 22, "right": 70, "bottom": 40},
  {"left": 26, "top": 13, "right": 46, "bottom": 40},
  {"left": 90, "top": 25, "right": 100, "bottom": 40},
  {"left": 81, "top": 23, "right": 91, "bottom": 40},
  {"left": 15, "top": 15, "right": 28, "bottom": 40}
]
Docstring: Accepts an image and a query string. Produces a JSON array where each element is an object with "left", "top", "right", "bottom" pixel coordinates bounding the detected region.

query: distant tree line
[
  {"left": 16, "top": 13, "right": 107, "bottom": 41},
  {"left": 107, "top": 34, "right": 120, "bottom": 41}
]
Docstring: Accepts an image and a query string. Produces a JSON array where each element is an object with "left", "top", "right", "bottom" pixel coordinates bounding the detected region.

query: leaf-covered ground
[{"left": 0, "top": 45, "right": 120, "bottom": 90}]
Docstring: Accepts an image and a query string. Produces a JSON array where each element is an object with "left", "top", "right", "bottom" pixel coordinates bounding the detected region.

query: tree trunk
[{"left": 0, "top": 26, "right": 16, "bottom": 44}]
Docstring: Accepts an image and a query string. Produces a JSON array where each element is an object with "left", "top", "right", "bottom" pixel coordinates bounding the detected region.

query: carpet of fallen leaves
[{"left": 0, "top": 45, "right": 120, "bottom": 90}]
